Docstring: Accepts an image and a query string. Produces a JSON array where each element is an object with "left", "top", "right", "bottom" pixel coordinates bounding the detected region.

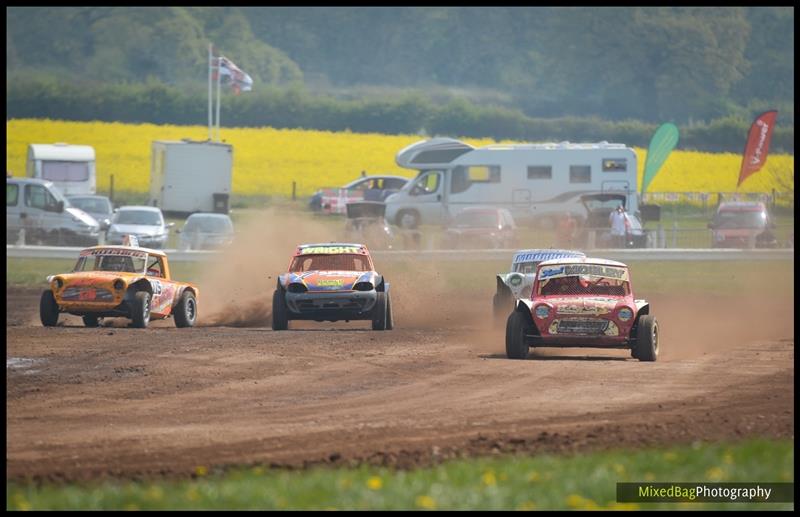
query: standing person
[
  {"left": 609, "top": 205, "right": 630, "bottom": 248},
  {"left": 556, "top": 212, "right": 577, "bottom": 248}
]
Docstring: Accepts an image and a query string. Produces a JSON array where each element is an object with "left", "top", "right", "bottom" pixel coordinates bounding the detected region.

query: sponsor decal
[
  {"left": 81, "top": 248, "right": 147, "bottom": 258},
  {"left": 316, "top": 278, "right": 345, "bottom": 287},
  {"left": 556, "top": 304, "right": 612, "bottom": 316},
  {"left": 300, "top": 246, "right": 361, "bottom": 255},
  {"left": 539, "top": 264, "right": 628, "bottom": 280},
  {"left": 513, "top": 250, "right": 584, "bottom": 264}
]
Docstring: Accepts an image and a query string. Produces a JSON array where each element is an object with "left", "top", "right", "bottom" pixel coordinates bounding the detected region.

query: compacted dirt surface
[{"left": 6, "top": 281, "right": 794, "bottom": 483}]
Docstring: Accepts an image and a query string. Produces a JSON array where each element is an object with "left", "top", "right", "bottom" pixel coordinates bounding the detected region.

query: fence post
[
  {"left": 292, "top": 181, "right": 296, "bottom": 201},
  {"left": 671, "top": 221, "right": 678, "bottom": 248},
  {"left": 17, "top": 228, "right": 25, "bottom": 246},
  {"left": 657, "top": 224, "right": 665, "bottom": 248},
  {"left": 110, "top": 174, "right": 114, "bottom": 205}
]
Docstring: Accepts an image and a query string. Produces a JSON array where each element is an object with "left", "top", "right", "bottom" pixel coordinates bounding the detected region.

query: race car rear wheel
[
  {"left": 272, "top": 289, "right": 289, "bottom": 331},
  {"left": 131, "top": 291, "right": 151, "bottom": 329},
  {"left": 635, "top": 315, "right": 658, "bottom": 362},
  {"left": 40, "top": 290, "right": 59, "bottom": 327},
  {"left": 505, "top": 310, "right": 531, "bottom": 360},
  {"left": 372, "top": 292, "right": 389, "bottom": 330},
  {"left": 82, "top": 315, "right": 100, "bottom": 327},
  {"left": 174, "top": 290, "right": 198, "bottom": 328}
]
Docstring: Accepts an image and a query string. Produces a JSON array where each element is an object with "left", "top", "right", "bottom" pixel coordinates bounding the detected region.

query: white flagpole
[
  {"left": 216, "top": 56, "right": 222, "bottom": 142},
  {"left": 208, "top": 43, "right": 213, "bottom": 141}
]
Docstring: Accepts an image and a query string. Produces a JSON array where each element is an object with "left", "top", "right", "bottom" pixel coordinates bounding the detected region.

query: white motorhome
[
  {"left": 27, "top": 143, "right": 96, "bottom": 196},
  {"left": 384, "top": 138, "right": 639, "bottom": 228},
  {"left": 149, "top": 140, "right": 233, "bottom": 215}
]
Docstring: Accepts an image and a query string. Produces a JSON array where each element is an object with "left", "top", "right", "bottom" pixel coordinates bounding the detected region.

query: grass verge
[{"left": 6, "top": 438, "right": 793, "bottom": 510}]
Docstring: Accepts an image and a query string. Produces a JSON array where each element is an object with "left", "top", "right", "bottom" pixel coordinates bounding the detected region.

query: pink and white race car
[{"left": 505, "top": 257, "right": 658, "bottom": 361}]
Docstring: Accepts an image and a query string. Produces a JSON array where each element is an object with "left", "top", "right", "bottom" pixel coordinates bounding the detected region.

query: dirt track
[{"left": 6, "top": 283, "right": 794, "bottom": 483}]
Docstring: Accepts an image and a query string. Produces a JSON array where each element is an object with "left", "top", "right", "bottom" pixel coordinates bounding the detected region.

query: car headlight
[
  {"left": 508, "top": 274, "right": 523, "bottom": 287},
  {"left": 287, "top": 283, "right": 307, "bottom": 293},
  {"left": 534, "top": 304, "right": 550, "bottom": 319},
  {"left": 52, "top": 277, "right": 64, "bottom": 290},
  {"left": 617, "top": 307, "right": 633, "bottom": 322},
  {"left": 353, "top": 282, "right": 374, "bottom": 291},
  {"left": 113, "top": 279, "right": 125, "bottom": 291}
]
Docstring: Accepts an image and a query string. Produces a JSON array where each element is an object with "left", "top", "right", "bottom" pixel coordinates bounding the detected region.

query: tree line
[
  {"left": 6, "top": 7, "right": 794, "bottom": 127},
  {"left": 6, "top": 78, "right": 793, "bottom": 153}
]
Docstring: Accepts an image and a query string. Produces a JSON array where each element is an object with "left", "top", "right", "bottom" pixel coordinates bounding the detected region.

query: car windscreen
[
  {"left": 713, "top": 210, "right": 767, "bottom": 229},
  {"left": 185, "top": 216, "right": 233, "bottom": 233},
  {"left": 69, "top": 197, "right": 111, "bottom": 215},
  {"left": 114, "top": 210, "right": 162, "bottom": 226},
  {"left": 513, "top": 262, "right": 538, "bottom": 274},
  {"left": 454, "top": 211, "right": 499, "bottom": 228},
  {"left": 289, "top": 254, "right": 370, "bottom": 272},
  {"left": 536, "top": 264, "right": 630, "bottom": 297},
  {"left": 74, "top": 254, "right": 146, "bottom": 273}
]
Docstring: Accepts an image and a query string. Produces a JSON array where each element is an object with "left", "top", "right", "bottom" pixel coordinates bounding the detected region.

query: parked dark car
[
  {"left": 442, "top": 207, "right": 518, "bottom": 249},
  {"left": 309, "top": 175, "right": 409, "bottom": 213}
]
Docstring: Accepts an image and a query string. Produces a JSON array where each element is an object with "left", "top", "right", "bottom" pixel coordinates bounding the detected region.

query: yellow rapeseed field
[{"left": 6, "top": 119, "right": 793, "bottom": 198}]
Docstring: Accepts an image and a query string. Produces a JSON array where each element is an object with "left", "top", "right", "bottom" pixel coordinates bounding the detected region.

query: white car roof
[{"left": 538, "top": 256, "right": 628, "bottom": 268}]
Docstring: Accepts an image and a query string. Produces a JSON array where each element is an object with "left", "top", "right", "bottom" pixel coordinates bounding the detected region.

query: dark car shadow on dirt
[{"left": 479, "top": 352, "right": 630, "bottom": 362}]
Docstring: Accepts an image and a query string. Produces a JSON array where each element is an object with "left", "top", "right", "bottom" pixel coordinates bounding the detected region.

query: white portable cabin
[
  {"left": 26, "top": 143, "right": 96, "bottom": 196},
  {"left": 149, "top": 140, "right": 233, "bottom": 215},
  {"left": 385, "top": 138, "right": 639, "bottom": 228}
]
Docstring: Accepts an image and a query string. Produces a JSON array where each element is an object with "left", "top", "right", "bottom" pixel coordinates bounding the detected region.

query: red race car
[{"left": 505, "top": 257, "right": 658, "bottom": 361}]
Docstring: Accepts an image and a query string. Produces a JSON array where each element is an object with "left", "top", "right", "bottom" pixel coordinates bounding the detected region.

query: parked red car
[
  {"left": 708, "top": 201, "right": 778, "bottom": 248},
  {"left": 505, "top": 257, "right": 658, "bottom": 361}
]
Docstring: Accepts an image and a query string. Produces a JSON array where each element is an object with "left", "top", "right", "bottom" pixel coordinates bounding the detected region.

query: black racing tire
[
  {"left": 131, "top": 291, "right": 151, "bottom": 329},
  {"left": 505, "top": 310, "right": 531, "bottom": 360},
  {"left": 40, "top": 290, "right": 60, "bottom": 327},
  {"left": 385, "top": 292, "right": 394, "bottom": 330},
  {"left": 635, "top": 315, "right": 658, "bottom": 362},
  {"left": 82, "top": 315, "right": 100, "bottom": 328},
  {"left": 272, "top": 289, "right": 289, "bottom": 331},
  {"left": 174, "top": 290, "right": 198, "bottom": 328},
  {"left": 372, "top": 291, "right": 388, "bottom": 331}
]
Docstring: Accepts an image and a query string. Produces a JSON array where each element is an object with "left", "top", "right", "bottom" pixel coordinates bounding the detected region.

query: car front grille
[
  {"left": 61, "top": 287, "right": 115, "bottom": 302},
  {"left": 557, "top": 319, "right": 609, "bottom": 335}
]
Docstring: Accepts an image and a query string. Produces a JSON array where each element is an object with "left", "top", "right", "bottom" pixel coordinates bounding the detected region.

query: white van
[
  {"left": 7, "top": 177, "right": 100, "bottom": 246},
  {"left": 384, "top": 138, "right": 639, "bottom": 228},
  {"left": 27, "top": 143, "right": 97, "bottom": 196}
]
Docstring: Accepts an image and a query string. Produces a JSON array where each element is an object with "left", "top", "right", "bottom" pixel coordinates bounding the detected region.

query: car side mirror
[
  {"left": 56, "top": 200, "right": 64, "bottom": 213},
  {"left": 100, "top": 220, "right": 110, "bottom": 231}
]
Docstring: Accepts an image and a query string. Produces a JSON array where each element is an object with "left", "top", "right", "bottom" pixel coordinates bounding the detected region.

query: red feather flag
[{"left": 737, "top": 110, "right": 778, "bottom": 188}]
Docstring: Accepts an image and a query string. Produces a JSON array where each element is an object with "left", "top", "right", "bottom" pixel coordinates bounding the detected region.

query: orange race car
[{"left": 40, "top": 236, "right": 199, "bottom": 328}]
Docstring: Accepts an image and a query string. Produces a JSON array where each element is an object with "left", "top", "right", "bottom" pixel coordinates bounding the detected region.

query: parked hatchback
[
  {"left": 177, "top": 212, "right": 235, "bottom": 250},
  {"left": 106, "top": 206, "right": 173, "bottom": 249},
  {"left": 66, "top": 194, "right": 114, "bottom": 231},
  {"left": 442, "top": 207, "right": 518, "bottom": 249}
]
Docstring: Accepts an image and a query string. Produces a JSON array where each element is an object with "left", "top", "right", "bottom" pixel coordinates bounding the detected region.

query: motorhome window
[
  {"left": 411, "top": 172, "right": 440, "bottom": 196},
  {"left": 602, "top": 159, "right": 627, "bottom": 172},
  {"left": 7, "top": 184, "right": 19, "bottom": 206},
  {"left": 41, "top": 161, "right": 89, "bottom": 182},
  {"left": 569, "top": 166, "right": 591, "bottom": 183},
  {"left": 410, "top": 149, "right": 472, "bottom": 165},
  {"left": 450, "top": 166, "right": 500, "bottom": 194},
  {"left": 25, "top": 184, "right": 58, "bottom": 210},
  {"left": 527, "top": 166, "right": 552, "bottom": 180}
]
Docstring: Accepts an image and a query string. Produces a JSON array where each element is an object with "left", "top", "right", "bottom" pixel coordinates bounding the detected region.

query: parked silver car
[
  {"left": 177, "top": 213, "right": 235, "bottom": 250},
  {"left": 66, "top": 194, "right": 114, "bottom": 231},
  {"left": 105, "top": 206, "right": 173, "bottom": 249}
]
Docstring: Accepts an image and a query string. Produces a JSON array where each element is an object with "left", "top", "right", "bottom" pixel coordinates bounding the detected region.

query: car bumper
[
  {"left": 525, "top": 334, "right": 632, "bottom": 348},
  {"left": 285, "top": 290, "right": 378, "bottom": 320}
]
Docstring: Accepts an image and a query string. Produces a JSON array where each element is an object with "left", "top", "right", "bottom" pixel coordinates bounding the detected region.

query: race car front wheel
[
  {"left": 40, "top": 290, "right": 59, "bottom": 327},
  {"left": 174, "top": 290, "right": 198, "bottom": 328},
  {"left": 635, "top": 315, "right": 658, "bottom": 362},
  {"left": 272, "top": 289, "right": 289, "bottom": 331},
  {"left": 372, "top": 292, "right": 389, "bottom": 331},
  {"left": 505, "top": 310, "right": 531, "bottom": 360},
  {"left": 131, "top": 291, "right": 151, "bottom": 329}
]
